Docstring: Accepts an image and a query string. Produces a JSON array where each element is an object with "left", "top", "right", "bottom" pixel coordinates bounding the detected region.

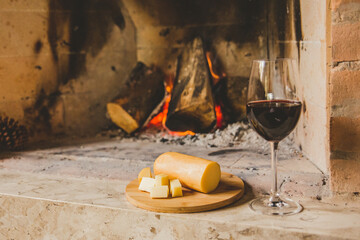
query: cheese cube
[
  {"left": 150, "top": 185, "right": 169, "bottom": 199},
  {"left": 155, "top": 174, "right": 169, "bottom": 186},
  {"left": 170, "top": 179, "right": 183, "bottom": 197},
  {"left": 138, "top": 167, "right": 153, "bottom": 183},
  {"left": 138, "top": 177, "right": 155, "bottom": 193}
]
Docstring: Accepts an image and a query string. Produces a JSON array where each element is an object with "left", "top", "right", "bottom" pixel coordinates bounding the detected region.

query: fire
[
  {"left": 215, "top": 105, "right": 223, "bottom": 129},
  {"left": 147, "top": 94, "right": 169, "bottom": 127},
  {"left": 206, "top": 52, "right": 225, "bottom": 129},
  {"left": 206, "top": 52, "right": 226, "bottom": 86},
  {"left": 147, "top": 76, "right": 195, "bottom": 136},
  {"left": 148, "top": 52, "right": 225, "bottom": 133}
]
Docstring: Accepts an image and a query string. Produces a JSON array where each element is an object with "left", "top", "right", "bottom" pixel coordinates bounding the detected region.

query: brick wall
[{"left": 329, "top": 0, "right": 360, "bottom": 192}]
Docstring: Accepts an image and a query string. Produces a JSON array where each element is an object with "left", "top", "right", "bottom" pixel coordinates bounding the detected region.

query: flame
[
  {"left": 215, "top": 105, "right": 223, "bottom": 129},
  {"left": 148, "top": 78, "right": 172, "bottom": 127},
  {"left": 148, "top": 97, "right": 169, "bottom": 127},
  {"left": 147, "top": 75, "right": 195, "bottom": 136},
  {"left": 206, "top": 52, "right": 225, "bottom": 129},
  {"left": 206, "top": 52, "right": 226, "bottom": 85}
]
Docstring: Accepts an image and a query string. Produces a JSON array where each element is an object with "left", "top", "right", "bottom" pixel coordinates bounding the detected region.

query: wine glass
[{"left": 247, "top": 58, "right": 302, "bottom": 215}]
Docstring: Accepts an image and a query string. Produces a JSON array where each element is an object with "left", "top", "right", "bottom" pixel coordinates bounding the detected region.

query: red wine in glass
[
  {"left": 247, "top": 59, "right": 303, "bottom": 215},
  {"left": 246, "top": 100, "right": 302, "bottom": 141}
]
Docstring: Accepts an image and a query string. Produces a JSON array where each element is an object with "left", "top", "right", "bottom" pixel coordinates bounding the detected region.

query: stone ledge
[
  {"left": 1, "top": 192, "right": 359, "bottom": 240},
  {"left": 0, "top": 139, "right": 359, "bottom": 239}
]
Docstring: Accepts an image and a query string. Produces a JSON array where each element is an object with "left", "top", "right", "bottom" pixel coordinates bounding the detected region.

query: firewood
[
  {"left": 107, "top": 62, "right": 165, "bottom": 134},
  {"left": 165, "top": 37, "right": 216, "bottom": 132}
]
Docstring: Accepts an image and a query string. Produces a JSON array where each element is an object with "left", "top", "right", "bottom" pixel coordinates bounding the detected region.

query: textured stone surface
[
  {"left": 330, "top": 75, "right": 360, "bottom": 118},
  {"left": 330, "top": 66, "right": 360, "bottom": 108},
  {"left": 332, "top": 1, "right": 360, "bottom": 24},
  {"left": 0, "top": 2, "right": 137, "bottom": 137},
  {"left": 0, "top": 139, "right": 359, "bottom": 239},
  {"left": 331, "top": 0, "right": 360, "bottom": 11},
  {"left": 0, "top": 9, "right": 57, "bottom": 121},
  {"left": 301, "top": 0, "right": 327, "bottom": 41},
  {"left": 1, "top": 192, "right": 359, "bottom": 240},
  {"left": 330, "top": 117, "right": 360, "bottom": 153},
  {"left": 296, "top": 0, "right": 328, "bottom": 173},
  {"left": 330, "top": 159, "right": 360, "bottom": 192},
  {"left": 0, "top": 0, "right": 48, "bottom": 10},
  {"left": 329, "top": 0, "right": 360, "bottom": 192},
  {"left": 332, "top": 22, "right": 360, "bottom": 62}
]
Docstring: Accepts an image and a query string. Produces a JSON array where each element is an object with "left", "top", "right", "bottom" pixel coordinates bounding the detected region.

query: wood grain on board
[{"left": 125, "top": 172, "right": 245, "bottom": 213}]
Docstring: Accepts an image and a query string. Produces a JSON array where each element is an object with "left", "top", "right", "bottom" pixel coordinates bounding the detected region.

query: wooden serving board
[{"left": 125, "top": 172, "right": 245, "bottom": 213}]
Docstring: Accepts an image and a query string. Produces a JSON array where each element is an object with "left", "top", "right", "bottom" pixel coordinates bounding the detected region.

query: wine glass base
[{"left": 249, "top": 196, "right": 302, "bottom": 216}]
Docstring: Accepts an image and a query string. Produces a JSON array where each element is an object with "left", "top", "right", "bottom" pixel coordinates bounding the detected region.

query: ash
[{"left": 101, "top": 122, "right": 300, "bottom": 154}]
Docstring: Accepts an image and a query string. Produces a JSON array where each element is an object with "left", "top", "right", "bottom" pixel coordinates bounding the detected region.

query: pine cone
[{"left": 0, "top": 116, "right": 28, "bottom": 150}]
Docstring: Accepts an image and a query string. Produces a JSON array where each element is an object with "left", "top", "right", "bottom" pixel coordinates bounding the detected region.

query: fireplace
[{"left": 0, "top": 0, "right": 359, "bottom": 193}]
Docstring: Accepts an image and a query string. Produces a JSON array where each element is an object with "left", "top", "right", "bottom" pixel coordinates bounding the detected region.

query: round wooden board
[{"left": 125, "top": 172, "right": 245, "bottom": 213}]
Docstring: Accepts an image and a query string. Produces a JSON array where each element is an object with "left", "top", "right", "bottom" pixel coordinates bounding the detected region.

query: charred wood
[
  {"left": 165, "top": 37, "right": 216, "bottom": 132},
  {"left": 107, "top": 62, "right": 165, "bottom": 134}
]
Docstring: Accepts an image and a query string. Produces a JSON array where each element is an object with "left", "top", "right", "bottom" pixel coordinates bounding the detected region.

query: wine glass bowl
[
  {"left": 247, "top": 59, "right": 302, "bottom": 215},
  {"left": 247, "top": 100, "right": 302, "bottom": 142}
]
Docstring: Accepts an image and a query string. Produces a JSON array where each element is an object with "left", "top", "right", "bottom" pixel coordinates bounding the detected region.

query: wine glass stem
[{"left": 269, "top": 142, "right": 280, "bottom": 204}]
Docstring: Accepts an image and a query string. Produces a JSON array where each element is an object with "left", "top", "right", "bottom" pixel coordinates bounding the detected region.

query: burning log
[
  {"left": 165, "top": 37, "right": 216, "bottom": 133},
  {"left": 107, "top": 62, "right": 165, "bottom": 134}
]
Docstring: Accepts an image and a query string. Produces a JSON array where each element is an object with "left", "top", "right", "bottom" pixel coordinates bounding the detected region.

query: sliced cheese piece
[
  {"left": 138, "top": 177, "right": 155, "bottom": 193},
  {"left": 170, "top": 179, "right": 183, "bottom": 197},
  {"left": 155, "top": 174, "right": 169, "bottom": 186},
  {"left": 150, "top": 185, "right": 169, "bottom": 199},
  {"left": 138, "top": 167, "right": 153, "bottom": 183},
  {"left": 154, "top": 152, "right": 221, "bottom": 193}
]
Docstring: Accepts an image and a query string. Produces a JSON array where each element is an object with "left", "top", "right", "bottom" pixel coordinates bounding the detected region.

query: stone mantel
[{"left": 0, "top": 139, "right": 359, "bottom": 239}]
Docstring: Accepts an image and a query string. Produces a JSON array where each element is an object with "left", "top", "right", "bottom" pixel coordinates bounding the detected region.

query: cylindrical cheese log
[{"left": 154, "top": 152, "right": 221, "bottom": 193}]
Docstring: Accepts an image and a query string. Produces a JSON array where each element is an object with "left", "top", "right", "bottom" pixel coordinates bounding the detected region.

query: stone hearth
[{"left": 0, "top": 137, "right": 359, "bottom": 239}]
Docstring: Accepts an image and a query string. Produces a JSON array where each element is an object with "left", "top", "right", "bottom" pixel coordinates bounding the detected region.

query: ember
[{"left": 215, "top": 105, "right": 223, "bottom": 129}]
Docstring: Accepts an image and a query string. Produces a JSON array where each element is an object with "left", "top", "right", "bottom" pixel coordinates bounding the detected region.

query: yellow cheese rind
[
  {"left": 138, "top": 167, "right": 153, "bottom": 183},
  {"left": 201, "top": 162, "right": 221, "bottom": 193},
  {"left": 150, "top": 185, "right": 169, "bottom": 198},
  {"left": 154, "top": 152, "right": 221, "bottom": 193},
  {"left": 155, "top": 174, "right": 169, "bottom": 186}
]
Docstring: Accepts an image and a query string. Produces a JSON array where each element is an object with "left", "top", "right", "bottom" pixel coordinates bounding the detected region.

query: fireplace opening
[
  {"left": 0, "top": 0, "right": 305, "bottom": 148},
  {"left": 101, "top": 0, "right": 303, "bottom": 138},
  {"left": 0, "top": 0, "right": 310, "bottom": 173}
]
